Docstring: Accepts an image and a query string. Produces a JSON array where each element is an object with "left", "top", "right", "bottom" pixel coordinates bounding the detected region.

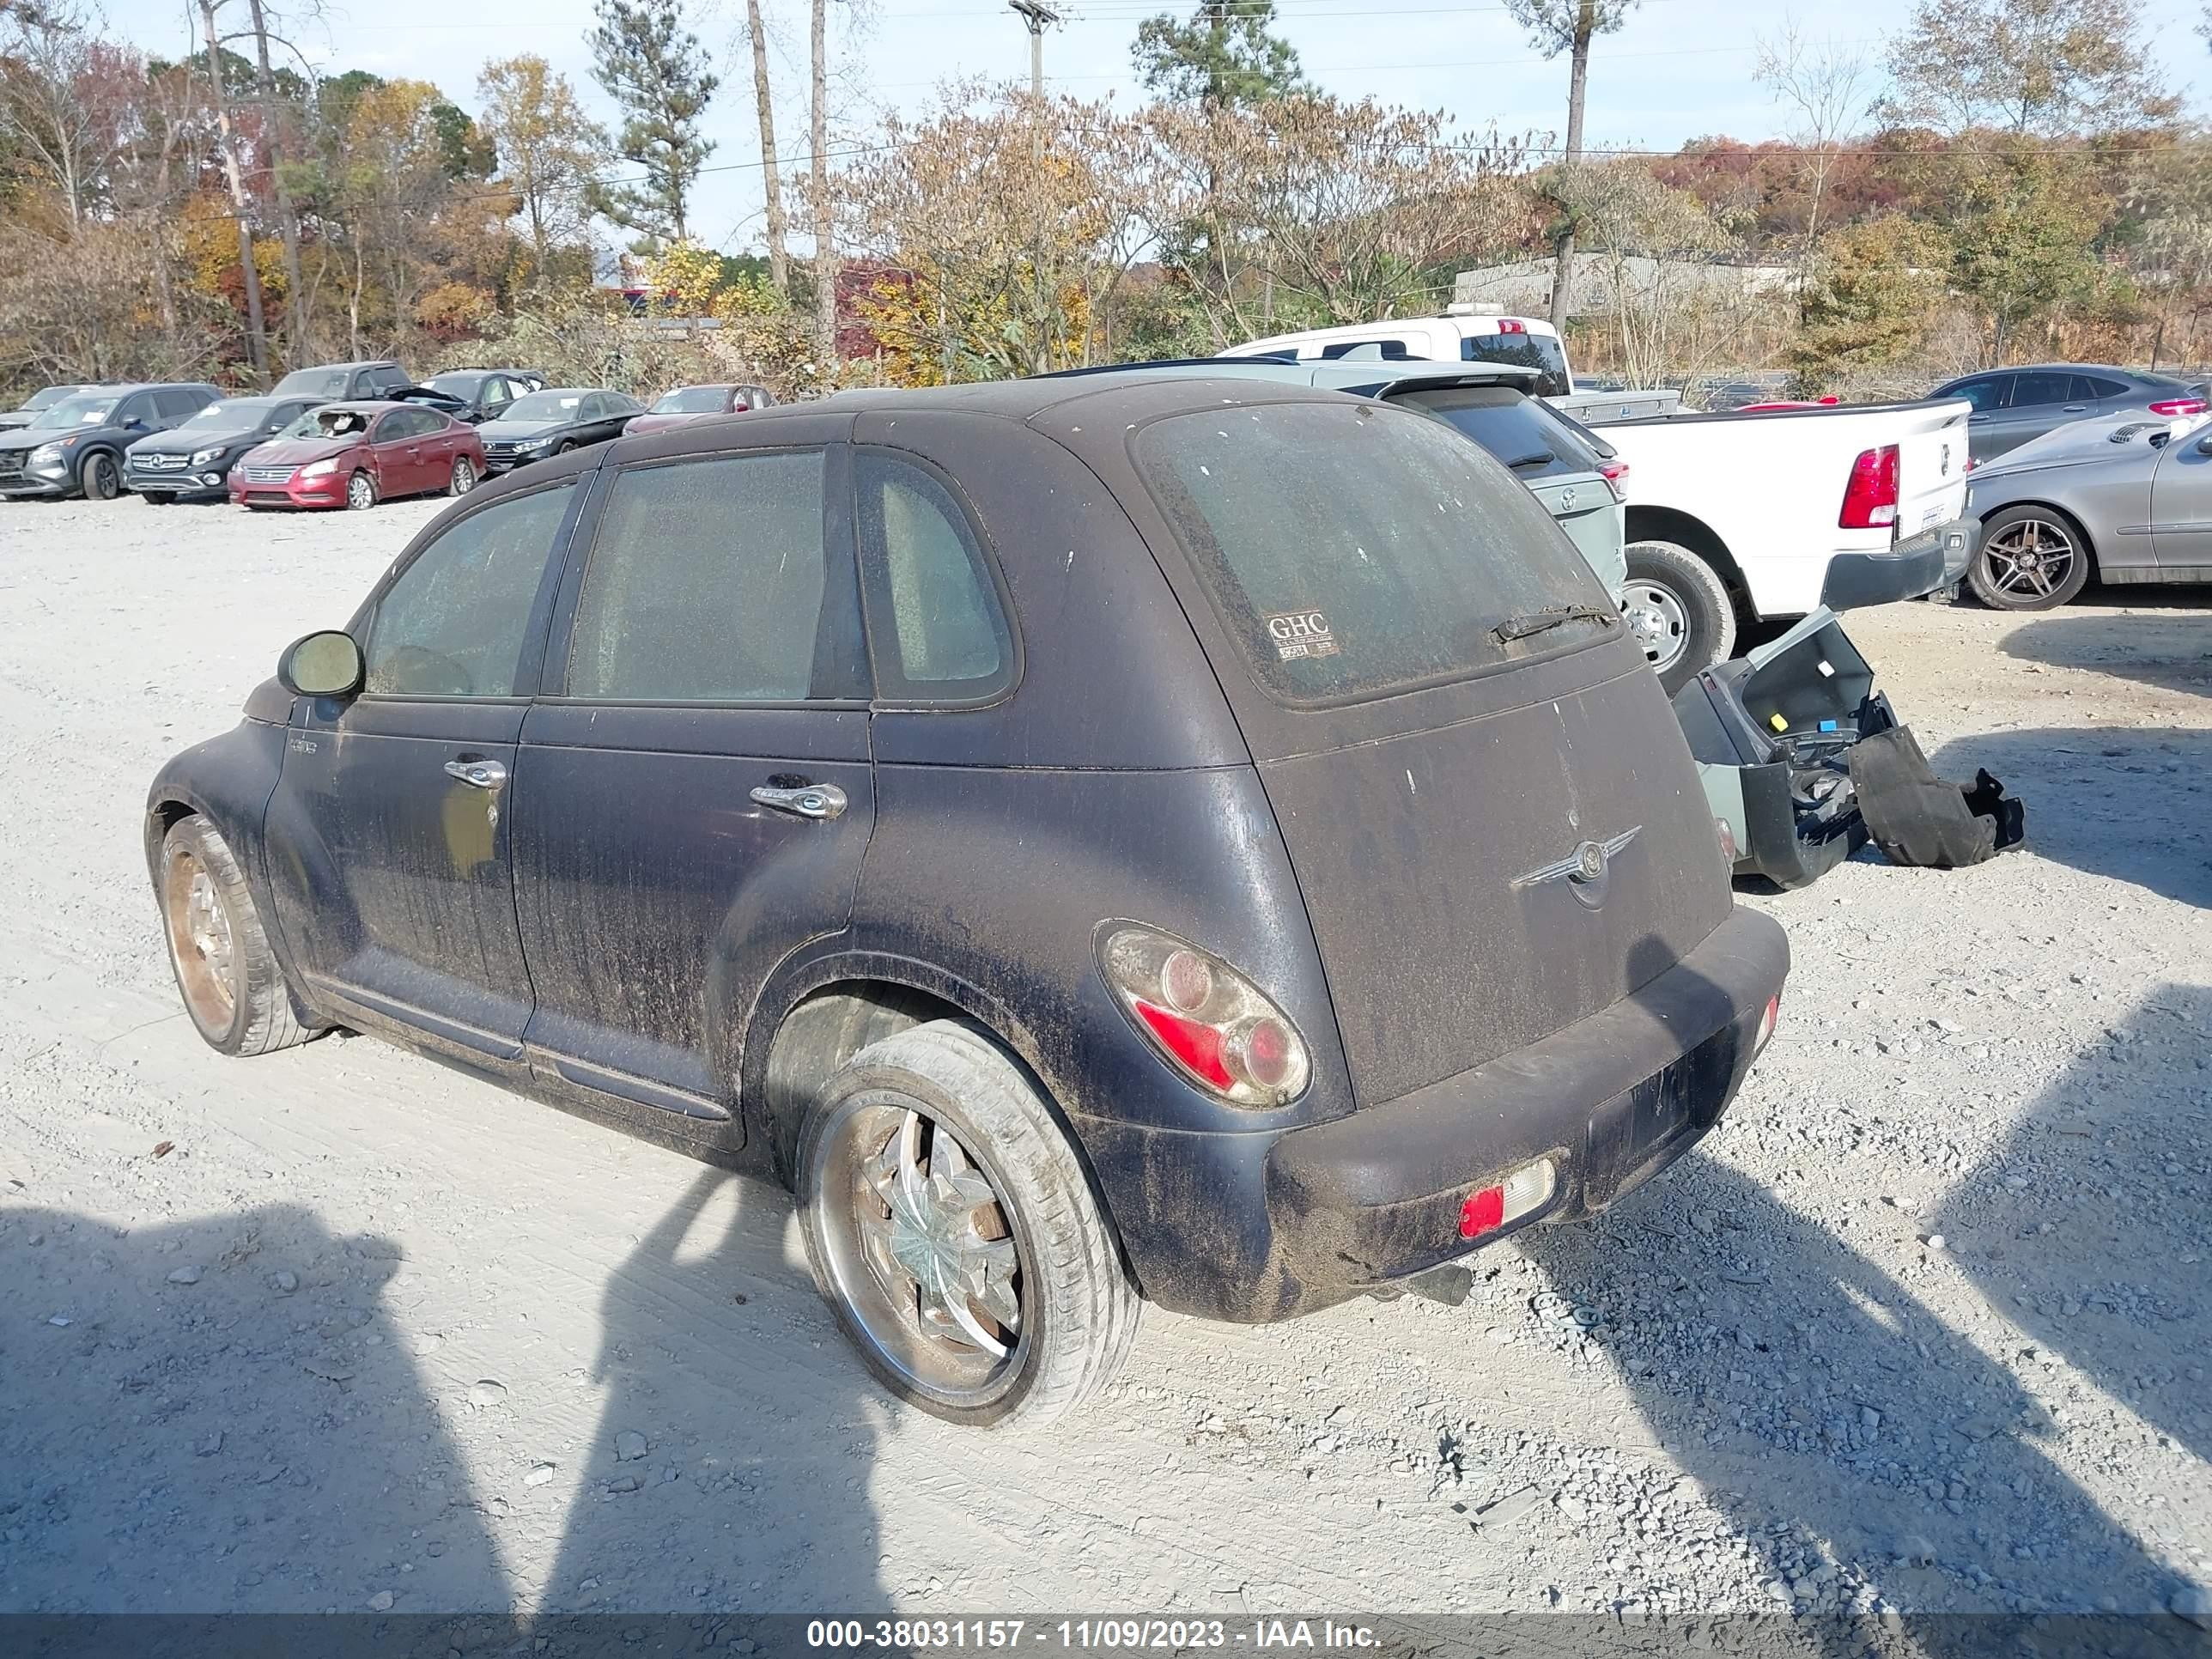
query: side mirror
[
  {"left": 123, "top": 417, "right": 149, "bottom": 433},
  {"left": 278, "top": 630, "right": 364, "bottom": 699}
]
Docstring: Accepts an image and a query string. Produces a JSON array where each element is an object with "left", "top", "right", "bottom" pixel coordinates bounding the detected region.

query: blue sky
[{"left": 110, "top": 0, "right": 2212, "bottom": 255}]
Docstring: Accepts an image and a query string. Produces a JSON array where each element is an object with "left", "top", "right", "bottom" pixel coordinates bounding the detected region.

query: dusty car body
[
  {"left": 1962, "top": 411, "right": 2212, "bottom": 608},
  {"left": 229, "top": 401, "right": 486, "bottom": 510},
  {"left": 146, "top": 378, "right": 1788, "bottom": 1425}
]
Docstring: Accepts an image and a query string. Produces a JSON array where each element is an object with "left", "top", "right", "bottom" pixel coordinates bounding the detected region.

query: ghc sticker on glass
[{"left": 1266, "top": 609, "right": 1339, "bottom": 661}]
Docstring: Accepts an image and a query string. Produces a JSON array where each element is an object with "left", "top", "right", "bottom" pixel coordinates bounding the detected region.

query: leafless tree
[
  {"left": 744, "top": 0, "right": 790, "bottom": 294},
  {"left": 809, "top": 0, "right": 837, "bottom": 362},
  {"left": 1755, "top": 20, "right": 1871, "bottom": 262},
  {"left": 192, "top": 0, "right": 270, "bottom": 381}
]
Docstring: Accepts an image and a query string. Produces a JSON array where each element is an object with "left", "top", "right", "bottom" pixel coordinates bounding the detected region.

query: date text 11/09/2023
[{"left": 806, "top": 1620, "right": 1382, "bottom": 1650}]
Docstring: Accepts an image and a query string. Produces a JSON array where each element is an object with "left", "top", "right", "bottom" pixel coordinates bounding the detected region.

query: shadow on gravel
[
  {"left": 538, "top": 1166, "right": 891, "bottom": 1618},
  {"left": 1998, "top": 611, "right": 2212, "bottom": 698},
  {"left": 1934, "top": 982, "right": 2212, "bottom": 1473},
  {"left": 1506, "top": 943, "right": 2170, "bottom": 1626},
  {"left": 1929, "top": 727, "right": 2212, "bottom": 908},
  {"left": 0, "top": 1203, "right": 508, "bottom": 1613}
]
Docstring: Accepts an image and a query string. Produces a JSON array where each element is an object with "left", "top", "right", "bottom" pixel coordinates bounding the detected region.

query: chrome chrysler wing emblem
[{"left": 1513, "top": 826, "right": 1641, "bottom": 892}]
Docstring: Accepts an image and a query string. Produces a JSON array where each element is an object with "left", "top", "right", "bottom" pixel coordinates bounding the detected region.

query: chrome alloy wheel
[
  {"left": 163, "top": 847, "right": 236, "bottom": 1035},
  {"left": 1981, "top": 517, "right": 2076, "bottom": 601},
  {"left": 813, "top": 1095, "right": 1025, "bottom": 1406},
  {"left": 1619, "top": 578, "right": 1689, "bottom": 675}
]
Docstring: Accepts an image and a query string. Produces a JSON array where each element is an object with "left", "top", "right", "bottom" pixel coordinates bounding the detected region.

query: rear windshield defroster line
[{"left": 1132, "top": 399, "right": 1613, "bottom": 708}]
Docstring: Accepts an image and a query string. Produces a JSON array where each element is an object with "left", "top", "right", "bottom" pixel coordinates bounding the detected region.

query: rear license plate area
[{"left": 1584, "top": 1024, "right": 1741, "bottom": 1206}]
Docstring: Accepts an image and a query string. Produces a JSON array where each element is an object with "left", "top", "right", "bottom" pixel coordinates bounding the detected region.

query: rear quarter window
[
  {"left": 1460, "top": 331, "right": 1571, "bottom": 397},
  {"left": 1133, "top": 400, "right": 1610, "bottom": 707},
  {"left": 1386, "top": 385, "right": 1601, "bottom": 480}
]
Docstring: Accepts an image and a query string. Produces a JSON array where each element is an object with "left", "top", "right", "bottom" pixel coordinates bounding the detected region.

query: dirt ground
[{"left": 1, "top": 495, "right": 2207, "bottom": 1624}]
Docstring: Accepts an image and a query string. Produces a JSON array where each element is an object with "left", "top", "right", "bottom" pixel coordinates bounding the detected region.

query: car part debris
[{"left": 1848, "top": 728, "right": 2027, "bottom": 867}]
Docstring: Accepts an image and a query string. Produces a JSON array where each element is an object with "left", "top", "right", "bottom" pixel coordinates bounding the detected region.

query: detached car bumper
[{"left": 1818, "top": 516, "right": 1978, "bottom": 611}]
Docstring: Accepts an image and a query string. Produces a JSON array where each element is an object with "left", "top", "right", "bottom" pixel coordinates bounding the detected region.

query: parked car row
[{"left": 0, "top": 366, "right": 777, "bottom": 509}]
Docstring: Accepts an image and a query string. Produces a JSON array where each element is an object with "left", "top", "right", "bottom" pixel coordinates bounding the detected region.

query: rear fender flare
[{"left": 1623, "top": 504, "right": 1753, "bottom": 620}]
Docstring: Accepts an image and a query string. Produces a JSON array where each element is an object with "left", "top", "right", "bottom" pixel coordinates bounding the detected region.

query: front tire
[
  {"left": 79, "top": 451, "right": 120, "bottom": 501},
  {"left": 796, "top": 1020, "right": 1139, "bottom": 1426},
  {"left": 1621, "top": 539, "right": 1737, "bottom": 694},
  {"left": 345, "top": 470, "right": 376, "bottom": 511},
  {"left": 157, "top": 814, "right": 310, "bottom": 1056},
  {"left": 1969, "top": 506, "right": 2092, "bottom": 611}
]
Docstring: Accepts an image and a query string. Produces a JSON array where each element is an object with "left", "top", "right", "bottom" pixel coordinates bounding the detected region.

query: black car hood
[
  {"left": 477, "top": 417, "right": 568, "bottom": 441},
  {"left": 131, "top": 427, "right": 263, "bottom": 454}
]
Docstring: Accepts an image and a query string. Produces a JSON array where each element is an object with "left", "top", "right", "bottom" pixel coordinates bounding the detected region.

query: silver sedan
[{"left": 1962, "top": 412, "right": 2212, "bottom": 609}]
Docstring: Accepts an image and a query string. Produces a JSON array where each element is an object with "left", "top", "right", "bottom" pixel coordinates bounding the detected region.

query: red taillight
[
  {"left": 2148, "top": 398, "right": 2207, "bottom": 417},
  {"left": 1103, "top": 927, "right": 1312, "bottom": 1107},
  {"left": 1598, "top": 458, "right": 1629, "bottom": 501},
  {"left": 1839, "top": 444, "right": 1900, "bottom": 530},
  {"left": 1459, "top": 1187, "right": 1505, "bottom": 1238},
  {"left": 1458, "top": 1158, "right": 1557, "bottom": 1240},
  {"left": 1755, "top": 994, "right": 1781, "bottom": 1055},
  {"left": 1715, "top": 815, "right": 1739, "bottom": 866},
  {"left": 1133, "top": 1000, "right": 1233, "bottom": 1090},
  {"left": 1497, "top": 318, "right": 1527, "bottom": 334}
]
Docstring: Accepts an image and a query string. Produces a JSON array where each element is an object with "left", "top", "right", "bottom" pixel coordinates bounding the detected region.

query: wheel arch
[
  {"left": 1978, "top": 498, "right": 2101, "bottom": 572},
  {"left": 744, "top": 951, "right": 1140, "bottom": 1287},
  {"left": 1623, "top": 504, "right": 1755, "bottom": 621}
]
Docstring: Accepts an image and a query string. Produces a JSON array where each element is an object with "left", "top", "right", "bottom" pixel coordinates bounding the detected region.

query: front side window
[
  {"left": 1321, "top": 338, "right": 1412, "bottom": 362},
  {"left": 566, "top": 450, "right": 855, "bottom": 702},
  {"left": 2010, "top": 371, "right": 2071, "bottom": 409},
  {"left": 364, "top": 483, "right": 573, "bottom": 698},
  {"left": 1134, "top": 399, "right": 1606, "bottom": 705},
  {"left": 1948, "top": 375, "right": 2008, "bottom": 412},
  {"left": 481, "top": 378, "right": 513, "bottom": 410},
  {"left": 857, "top": 453, "right": 1012, "bottom": 699}
]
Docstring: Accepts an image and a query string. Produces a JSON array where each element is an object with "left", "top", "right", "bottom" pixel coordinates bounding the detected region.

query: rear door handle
[
  {"left": 751, "top": 782, "right": 848, "bottom": 820},
  {"left": 445, "top": 758, "right": 508, "bottom": 791},
  {"left": 2061, "top": 404, "right": 2086, "bottom": 413}
]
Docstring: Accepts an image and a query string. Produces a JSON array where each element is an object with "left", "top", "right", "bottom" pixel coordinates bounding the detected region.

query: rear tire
[
  {"left": 157, "top": 814, "right": 311, "bottom": 1056},
  {"left": 345, "top": 470, "right": 376, "bottom": 511},
  {"left": 1968, "top": 505, "right": 2093, "bottom": 611},
  {"left": 795, "top": 1020, "right": 1139, "bottom": 1426},
  {"left": 79, "top": 451, "right": 120, "bottom": 501},
  {"left": 447, "top": 455, "right": 477, "bottom": 496},
  {"left": 1621, "top": 538, "right": 1736, "bottom": 694}
]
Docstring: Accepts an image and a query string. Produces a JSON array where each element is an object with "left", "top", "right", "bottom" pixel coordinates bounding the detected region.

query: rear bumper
[
  {"left": 1259, "top": 908, "right": 1786, "bottom": 1313},
  {"left": 1818, "top": 516, "right": 1978, "bottom": 611}
]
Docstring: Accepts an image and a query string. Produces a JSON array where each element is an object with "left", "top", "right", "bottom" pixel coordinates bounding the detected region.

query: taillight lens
[
  {"left": 1839, "top": 444, "right": 1900, "bottom": 530},
  {"left": 1755, "top": 994, "right": 1782, "bottom": 1055},
  {"left": 1459, "top": 1158, "right": 1556, "bottom": 1240},
  {"left": 1598, "top": 459, "right": 1629, "bottom": 501},
  {"left": 1714, "top": 815, "right": 1739, "bottom": 866},
  {"left": 2148, "top": 397, "right": 2207, "bottom": 417},
  {"left": 1100, "top": 926, "right": 1311, "bottom": 1107},
  {"left": 1498, "top": 318, "right": 1528, "bottom": 334}
]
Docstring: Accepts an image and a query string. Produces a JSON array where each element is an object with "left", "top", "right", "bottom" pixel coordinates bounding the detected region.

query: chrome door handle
[
  {"left": 445, "top": 758, "right": 508, "bottom": 791},
  {"left": 750, "top": 782, "right": 847, "bottom": 820}
]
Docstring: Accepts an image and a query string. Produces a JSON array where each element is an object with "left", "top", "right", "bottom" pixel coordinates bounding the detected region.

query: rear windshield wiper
[
  {"left": 1503, "top": 448, "right": 1556, "bottom": 470},
  {"left": 1492, "top": 604, "right": 1619, "bottom": 644}
]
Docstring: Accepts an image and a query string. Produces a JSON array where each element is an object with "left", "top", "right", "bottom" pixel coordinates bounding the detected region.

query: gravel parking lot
[{"left": 2, "top": 495, "right": 2208, "bottom": 1626}]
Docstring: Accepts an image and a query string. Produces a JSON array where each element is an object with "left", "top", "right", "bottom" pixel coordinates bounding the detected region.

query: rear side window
[
  {"left": 366, "top": 483, "right": 573, "bottom": 698},
  {"left": 856, "top": 452, "right": 1012, "bottom": 700},
  {"left": 566, "top": 450, "right": 860, "bottom": 702},
  {"left": 1321, "top": 338, "right": 1412, "bottom": 361},
  {"left": 1460, "top": 331, "right": 1571, "bottom": 397},
  {"left": 2079, "top": 375, "right": 2129, "bottom": 400},
  {"left": 1387, "top": 385, "right": 1601, "bottom": 480},
  {"left": 1134, "top": 400, "right": 1607, "bottom": 706}
]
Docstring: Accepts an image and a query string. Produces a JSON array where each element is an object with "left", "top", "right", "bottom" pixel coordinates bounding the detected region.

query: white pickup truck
[
  {"left": 1577, "top": 401, "right": 1978, "bottom": 689},
  {"left": 1221, "top": 313, "right": 1979, "bottom": 690}
]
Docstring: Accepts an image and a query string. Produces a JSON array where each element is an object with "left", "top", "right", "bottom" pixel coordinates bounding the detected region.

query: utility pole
[{"left": 1008, "top": 0, "right": 1060, "bottom": 97}]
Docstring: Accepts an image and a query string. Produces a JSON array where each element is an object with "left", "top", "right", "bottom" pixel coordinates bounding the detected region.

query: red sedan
[
  {"left": 230, "top": 401, "right": 487, "bottom": 510},
  {"left": 624, "top": 382, "right": 777, "bottom": 436}
]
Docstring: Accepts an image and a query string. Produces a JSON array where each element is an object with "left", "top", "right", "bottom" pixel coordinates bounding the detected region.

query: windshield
[
  {"left": 1458, "top": 331, "right": 1571, "bottom": 398},
  {"left": 30, "top": 395, "right": 121, "bottom": 429},
  {"left": 23, "top": 386, "right": 84, "bottom": 412},
  {"left": 272, "top": 368, "right": 352, "bottom": 398},
  {"left": 1134, "top": 399, "right": 1607, "bottom": 706},
  {"left": 181, "top": 398, "right": 278, "bottom": 431},
  {"left": 506, "top": 391, "right": 584, "bottom": 422},
  {"left": 283, "top": 407, "right": 372, "bottom": 441},
  {"left": 1388, "top": 386, "right": 1603, "bottom": 480},
  {"left": 651, "top": 386, "right": 731, "bottom": 414}
]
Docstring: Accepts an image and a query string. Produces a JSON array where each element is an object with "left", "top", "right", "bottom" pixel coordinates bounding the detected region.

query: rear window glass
[
  {"left": 1460, "top": 331, "right": 1571, "bottom": 397},
  {"left": 1134, "top": 401, "right": 1609, "bottom": 706},
  {"left": 1387, "top": 386, "right": 1601, "bottom": 480}
]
